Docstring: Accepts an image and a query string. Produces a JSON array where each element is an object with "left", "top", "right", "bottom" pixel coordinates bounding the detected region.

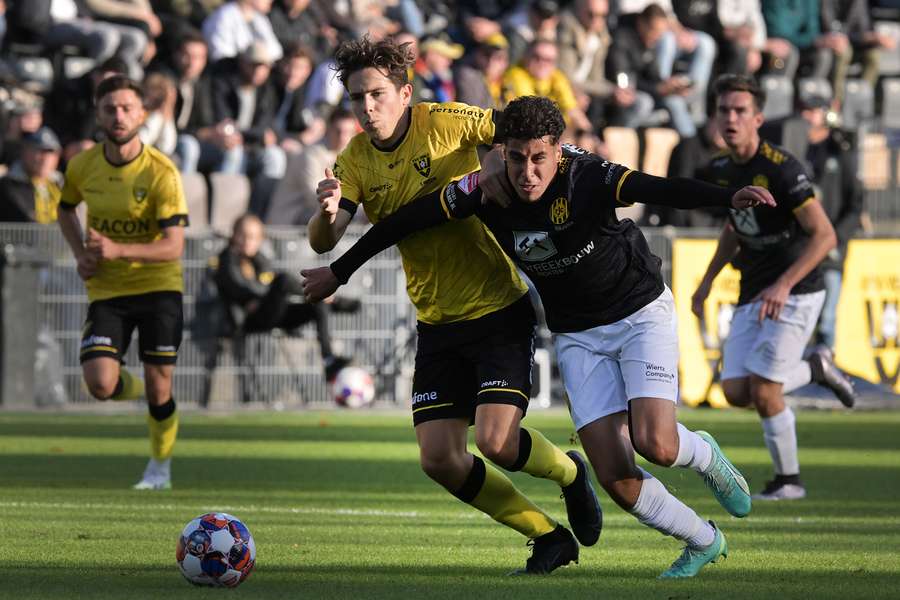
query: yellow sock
[
  {"left": 110, "top": 368, "right": 144, "bottom": 401},
  {"left": 147, "top": 408, "right": 178, "bottom": 461},
  {"left": 517, "top": 427, "right": 577, "bottom": 487},
  {"left": 455, "top": 456, "right": 557, "bottom": 539}
]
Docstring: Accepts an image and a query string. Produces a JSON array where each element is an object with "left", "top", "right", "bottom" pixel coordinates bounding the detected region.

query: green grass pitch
[{"left": 1, "top": 408, "right": 898, "bottom": 599}]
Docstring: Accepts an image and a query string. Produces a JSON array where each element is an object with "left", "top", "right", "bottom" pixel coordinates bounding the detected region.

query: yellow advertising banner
[
  {"left": 672, "top": 239, "right": 740, "bottom": 407},
  {"left": 834, "top": 240, "right": 900, "bottom": 393}
]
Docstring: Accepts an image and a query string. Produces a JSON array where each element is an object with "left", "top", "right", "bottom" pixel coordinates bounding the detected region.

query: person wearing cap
[
  {"left": 797, "top": 93, "right": 862, "bottom": 352},
  {"left": 0, "top": 127, "right": 64, "bottom": 223},
  {"left": 454, "top": 32, "right": 511, "bottom": 109},
  {"left": 414, "top": 34, "right": 464, "bottom": 103}
]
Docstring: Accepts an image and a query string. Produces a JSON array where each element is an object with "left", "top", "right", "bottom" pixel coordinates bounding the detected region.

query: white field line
[{"left": 1, "top": 500, "right": 897, "bottom": 526}]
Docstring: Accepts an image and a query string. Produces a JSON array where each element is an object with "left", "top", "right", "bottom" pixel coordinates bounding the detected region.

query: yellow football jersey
[
  {"left": 60, "top": 143, "right": 188, "bottom": 301},
  {"left": 335, "top": 102, "right": 526, "bottom": 324}
]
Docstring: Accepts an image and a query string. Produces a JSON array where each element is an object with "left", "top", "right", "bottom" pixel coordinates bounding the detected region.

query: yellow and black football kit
[
  {"left": 335, "top": 102, "right": 532, "bottom": 425},
  {"left": 60, "top": 143, "right": 188, "bottom": 365}
]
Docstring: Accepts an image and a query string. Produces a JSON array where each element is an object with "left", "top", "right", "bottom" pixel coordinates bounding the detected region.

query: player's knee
[
  {"left": 631, "top": 429, "right": 678, "bottom": 466},
  {"left": 474, "top": 432, "right": 518, "bottom": 469},
  {"left": 419, "top": 453, "right": 467, "bottom": 487},
  {"left": 722, "top": 379, "right": 752, "bottom": 407},
  {"left": 85, "top": 378, "right": 117, "bottom": 400}
]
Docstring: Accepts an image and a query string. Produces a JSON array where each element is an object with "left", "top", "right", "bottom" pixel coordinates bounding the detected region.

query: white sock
[
  {"left": 672, "top": 423, "right": 713, "bottom": 473},
  {"left": 782, "top": 361, "right": 812, "bottom": 394},
  {"left": 761, "top": 408, "right": 799, "bottom": 475},
  {"left": 629, "top": 468, "right": 716, "bottom": 548}
]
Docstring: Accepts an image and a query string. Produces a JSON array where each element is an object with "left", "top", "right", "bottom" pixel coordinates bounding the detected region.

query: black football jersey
[
  {"left": 441, "top": 145, "right": 665, "bottom": 332},
  {"left": 704, "top": 140, "right": 824, "bottom": 304}
]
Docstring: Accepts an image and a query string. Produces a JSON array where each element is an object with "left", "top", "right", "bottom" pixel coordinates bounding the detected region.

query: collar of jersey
[{"left": 369, "top": 108, "right": 412, "bottom": 153}]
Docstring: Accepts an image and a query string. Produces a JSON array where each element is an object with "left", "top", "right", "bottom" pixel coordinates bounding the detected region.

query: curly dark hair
[
  {"left": 713, "top": 74, "right": 766, "bottom": 113},
  {"left": 333, "top": 35, "right": 414, "bottom": 90},
  {"left": 502, "top": 96, "right": 566, "bottom": 143}
]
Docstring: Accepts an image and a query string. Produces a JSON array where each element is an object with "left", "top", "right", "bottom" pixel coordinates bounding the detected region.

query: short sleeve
[
  {"left": 428, "top": 102, "right": 496, "bottom": 148},
  {"left": 779, "top": 156, "right": 817, "bottom": 212},
  {"left": 155, "top": 166, "right": 189, "bottom": 228},
  {"left": 60, "top": 160, "right": 83, "bottom": 208}
]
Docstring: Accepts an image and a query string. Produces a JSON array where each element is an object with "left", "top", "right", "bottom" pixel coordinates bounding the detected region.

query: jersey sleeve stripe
[
  {"left": 615, "top": 169, "right": 635, "bottom": 206},
  {"left": 158, "top": 214, "right": 189, "bottom": 228},
  {"left": 791, "top": 196, "right": 817, "bottom": 213}
]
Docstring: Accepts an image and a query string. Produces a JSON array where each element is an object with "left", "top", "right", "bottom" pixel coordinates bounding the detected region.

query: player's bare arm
[
  {"left": 86, "top": 225, "right": 185, "bottom": 262},
  {"left": 691, "top": 223, "right": 740, "bottom": 319},
  {"left": 308, "top": 167, "right": 353, "bottom": 253},
  {"left": 753, "top": 199, "right": 837, "bottom": 322},
  {"left": 58, "top": 208, "right": 98, "bottom": 280}
]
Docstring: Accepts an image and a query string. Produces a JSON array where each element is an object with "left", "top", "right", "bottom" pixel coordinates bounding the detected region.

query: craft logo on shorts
[
  {"left": 412, "top": 154, "right": 431, "bottom": 178},
  {"left": 133, "top": 186, "right": 148, "bottom": 203},
  {"left": 752, "top": 174, "right": 769, "bottom": 189},
  {"left": 549, "top": 197, "right": 569, "bottom": 225},
  {"left": 864, "top": 296, "right": 900, "bottom": 387}
]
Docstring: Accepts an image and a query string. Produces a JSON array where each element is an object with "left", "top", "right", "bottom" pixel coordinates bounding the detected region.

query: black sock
[
  {"left": 507, "top": 427, "right": 533, "bottom": 472},
  {"left": 774, "top": 473, "right": 802, "bottom": 485},
  {"left": 148, "top": 397, "right": 176, "bottom": 421},
  {"left": 451, "top": 456, "right": 487, "bottom": 503}
]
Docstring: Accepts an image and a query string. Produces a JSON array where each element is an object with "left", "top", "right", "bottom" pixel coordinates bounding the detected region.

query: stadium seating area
[{"left": 0, "top": 0, "right": 898, "bottom": 232}]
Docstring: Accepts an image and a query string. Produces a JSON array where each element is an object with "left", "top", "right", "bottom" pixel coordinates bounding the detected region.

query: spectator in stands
[
  {"left": 557, "top": 0, "right": 629, "bottom": 128},
  {"left": 202, "top": 0, "right": 283, "bottom": 64},
  {"left": 214, "top": 213, "right": 357, "bottom": 382},
  {"left": 760, "top": 0, "right": 849, "bottom": 84},
  {"left": 211, "top": 41, "right": 286, "bottom": 214},
  {"left": 38, "top": 0, "right": 148, "bottom": 78},
  {"left": 716, "top": 0, "right": 767, "bottom": 74},
  {"left": 266, "top": 106, "right": 358, "bottom": 226},
  {"left": 139, "top": 72, "right": 177, "bottom": 156},
  {"left": 505, "top": 0, "right": 560, "bottom": 65},
  {"left": 1, "top": 100, "right": 43, "bottom": 166},
  {"left": 643, "top": 117, "right": 729, "bottom": 227},
  {"left": 607, "top": 4, "right": 696, "bottom": 136},
  {"left": 414, "top": 34, "right": 462, "bottom": 103},
  {"left": 824, "top": 0, "right": 898, "bottom": 97},
  {"left": 454, "top": 33, "right": 510, "bottom": 110},
  {"left": 658, "top": 1, "right": 718, "bottom": 124},
  {"left": 268, "top": 0, "right": 339, "bottom": 62},
  {"left": 503, "top": 39, "right": 593, "bottom": 133},
  {"left": 270, "top": 42, "right": 323, "bottom": 154},
  {"left": 84, "top": 0, "right": 162, "bottom": 68},
  {"left": 0, "top": 127, "right": 63, "bottom": 223},
  {"left": 457, "top": 0, "right": 520, "bottom": 46},
  {"left": 798, "top": 94, "right": 862, "bottom": 351},
  {"left": 43, "top": 56, "right": 129, "bottom": 160}
]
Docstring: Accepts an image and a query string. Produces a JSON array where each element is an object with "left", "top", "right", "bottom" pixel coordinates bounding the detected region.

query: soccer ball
[
  {"left": 333, "top": 366, "right": 375, "bottom": 408},
  {"left": 176, "top": 512, "right": 256, "bottom": 587}
]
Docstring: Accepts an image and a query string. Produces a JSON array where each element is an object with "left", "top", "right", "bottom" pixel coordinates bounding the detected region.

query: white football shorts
[
  {"left": 720, "top": 290, "right": 826, "bottom": 383},
  {"left": 554, "top": 286, "right": 680, "bottom": 431}
]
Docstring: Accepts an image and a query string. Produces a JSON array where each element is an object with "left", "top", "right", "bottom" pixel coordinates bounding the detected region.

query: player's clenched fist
[
  {"left": 300, "top": 266, "right": 340, "bottom": 303},
  {"left": 316, "top": 167, "right": 342, "bottom": 223}
]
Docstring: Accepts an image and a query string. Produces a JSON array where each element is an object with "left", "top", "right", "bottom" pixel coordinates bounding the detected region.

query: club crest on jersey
[
  {"left": 752, "top": 174, "right": 769, "bottom": 189},
  {"left": 133, "top": 186, "right": 148, "bottom": 203},
  {"left": 549, "top": 197, "right": 569, "bottom": 225},
  {"left": 412, "top": 154, "right": 431, "bottom": 178},
  {"left": 513, "top": 231, "right": 558, "bottom": 262}
]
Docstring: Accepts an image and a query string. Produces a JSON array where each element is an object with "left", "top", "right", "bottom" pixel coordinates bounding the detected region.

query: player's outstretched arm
[
  {"left": 301, "top": 177, "right": 482, "bottom": 302},
  {"left": 619, "top": 171, "right": 776, "bottom": 209}
]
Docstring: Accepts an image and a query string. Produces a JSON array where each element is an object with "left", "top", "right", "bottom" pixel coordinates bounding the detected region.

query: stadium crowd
[{"left": 0, "top": 0, "right": 898, "bottom": 229}]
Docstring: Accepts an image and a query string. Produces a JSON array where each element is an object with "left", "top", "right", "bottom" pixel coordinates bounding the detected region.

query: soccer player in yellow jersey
[
  {"left": 306, "top": 37, "right": 601, "bottom": 575},
  {"left": 57, "top": 75, "right": 189, "bottom": 490}
]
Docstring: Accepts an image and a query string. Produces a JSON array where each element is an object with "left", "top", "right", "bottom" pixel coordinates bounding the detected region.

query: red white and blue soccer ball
[
  {"left": 333, "top": 366, "right": 375, "bottom": 408},
  {"left": 177, "top": 512, "right": 256, "bottom": 587}
]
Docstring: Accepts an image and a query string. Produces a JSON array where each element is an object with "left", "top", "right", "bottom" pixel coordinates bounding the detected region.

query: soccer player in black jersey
[
  {"left": 308, "top": 38, "right": 601, "bottom": 576},
  {"left": 691, "top": 75, "right": 857, "bottom": 502},
  {"left": 302, "top": 96, "right": 774, "bottom": 578}
]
